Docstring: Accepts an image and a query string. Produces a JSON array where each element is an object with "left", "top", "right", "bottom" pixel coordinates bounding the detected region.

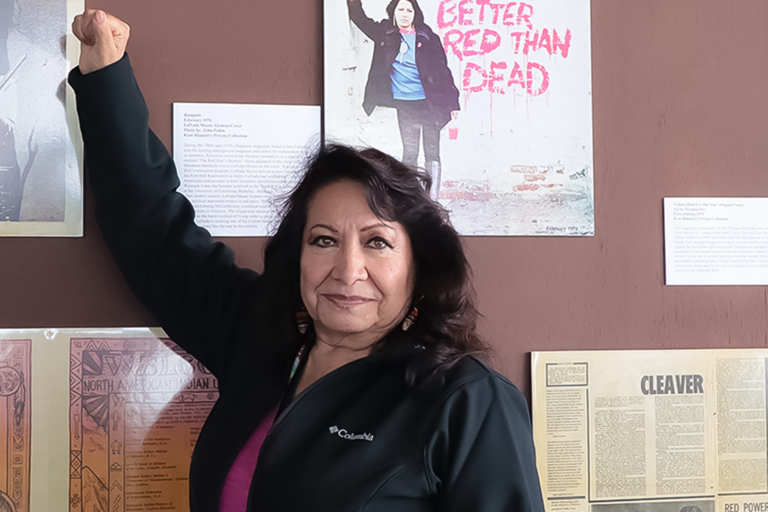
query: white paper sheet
[
  {"left": 173, "top": 103, "right": 320, "bottom": 236},
  {"left": 663, "top": 197, "right": 768, "bottom": 285}
]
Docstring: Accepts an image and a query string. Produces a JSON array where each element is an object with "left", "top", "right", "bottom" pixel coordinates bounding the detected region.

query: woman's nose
[{"left": 333, "top": 244, "right": 368, "bottom": 285}]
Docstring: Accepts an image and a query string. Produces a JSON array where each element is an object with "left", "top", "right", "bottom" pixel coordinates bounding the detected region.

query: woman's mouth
[{"left": 321, "top": 294, "right": 372, "bottom": 308}]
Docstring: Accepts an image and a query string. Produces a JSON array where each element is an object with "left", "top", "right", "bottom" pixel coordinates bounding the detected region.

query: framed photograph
[{"left": 0, "top": 0, "right": 83, "bottom": 236}]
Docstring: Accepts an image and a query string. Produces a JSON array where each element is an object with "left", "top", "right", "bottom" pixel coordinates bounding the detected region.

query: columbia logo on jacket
[{"left": 329, "top": 425, "right": 374, "bottom": 442}]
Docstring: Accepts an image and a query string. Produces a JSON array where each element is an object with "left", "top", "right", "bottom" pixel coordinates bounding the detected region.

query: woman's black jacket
[{"left": 68, "top": 55, "right": 543, "bottom": 512}]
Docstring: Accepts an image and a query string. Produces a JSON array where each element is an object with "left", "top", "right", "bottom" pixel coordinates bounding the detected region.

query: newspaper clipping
[{"left": 532, "top": 349, "right": 768, "bottom": 512}]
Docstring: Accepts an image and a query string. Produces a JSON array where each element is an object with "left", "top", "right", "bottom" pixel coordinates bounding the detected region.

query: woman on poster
[{"left": 348, "top": 0, "right": 460, "bottom": 199}]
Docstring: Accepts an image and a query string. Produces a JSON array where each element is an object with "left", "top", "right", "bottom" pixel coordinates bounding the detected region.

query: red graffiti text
[
  {"left": 437, "top": 0, "right": 573, "bottom": 96},
  {"left": 463, "top": 61, "right": 549, "bottom": 96}
]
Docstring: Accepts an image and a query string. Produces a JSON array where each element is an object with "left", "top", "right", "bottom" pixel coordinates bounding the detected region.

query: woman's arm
[
  {"left": 428, "top": 369, "right": 546, "bottom": 511},
  {"left": 69, "top": 13, "right": 259, "bottom": 376},
  {"left": 418, "top": 25, "right": 461, "bottom": 114},
  {"left": 347, "top": 0, "right": 383, "bottom": 41}
]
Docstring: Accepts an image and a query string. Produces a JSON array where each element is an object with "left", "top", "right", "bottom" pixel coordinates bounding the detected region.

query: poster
[
  {"left": 0, "top": 0, "right": 83, "bottom": 236},
  {"left": 0, "top": 339, "right": 31, "bottom": 512},
  {"left": 532, "top": 349, "right": 768, "bottom": 512},
  {"left": 324, "top": 0, "right": 594, "bottom": 236},
  {"left": 664, "top": 198, "right": 768, "bottom": 286},
  {"left": 0, "top": 328, "right": 217, "bottom": 512},
  {"left": 173, "top": 102, "right": 321, "bottom": 236},
  {"left": 68, "top": 333, "right": 218, "bottom": 512}
]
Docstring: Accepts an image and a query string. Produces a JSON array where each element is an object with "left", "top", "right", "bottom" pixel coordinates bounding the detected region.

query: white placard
[
  {"left": 663, "top": 197, "right": 768, "bottom": 285},
  {"left": 173, "top": 103, "right": 321, "bottom": 236}
]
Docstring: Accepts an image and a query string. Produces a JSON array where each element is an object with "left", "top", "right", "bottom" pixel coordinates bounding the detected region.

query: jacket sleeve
[
  {"left": 348, "top": 0, "right": 384, "bottom": 41},
  {"left": 68, "top": 55, "right": 259, "bottom": 377},
  {"left": 427, "top": 373, "right": 546, "bottom": 512}
]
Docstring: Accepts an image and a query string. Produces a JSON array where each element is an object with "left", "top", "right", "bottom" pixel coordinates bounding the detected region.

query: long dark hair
[
  {"left": 386, "top": 0, "right": 426, "bottom": 28},
  {"left": 263, "top": 144, "right": 485, "bottom": 384}
]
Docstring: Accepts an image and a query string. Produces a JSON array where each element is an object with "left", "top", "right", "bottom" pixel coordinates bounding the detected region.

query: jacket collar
[{"left": 385, "top": 25, "right": 432, "bottom": 41}]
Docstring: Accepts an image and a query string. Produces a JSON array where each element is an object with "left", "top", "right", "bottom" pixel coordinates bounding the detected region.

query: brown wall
[{"left": 2, "top": 0, "right": 768, "bottom": 400}]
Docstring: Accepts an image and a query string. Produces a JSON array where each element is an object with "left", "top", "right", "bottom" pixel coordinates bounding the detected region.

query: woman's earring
[
  {"left": 296, "top": 303, "right": 311, "bottom": 335},
  {"left": 401, "top": 306, "right": 419, "bottom": 331}
]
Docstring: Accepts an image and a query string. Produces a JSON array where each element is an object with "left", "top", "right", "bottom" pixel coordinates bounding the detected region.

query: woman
[
  {"left": 348, "top": 0, "right": 460, "bottom": 199},
  {"left": 70, "top": 10, "right": 544, "bottom": 512}
]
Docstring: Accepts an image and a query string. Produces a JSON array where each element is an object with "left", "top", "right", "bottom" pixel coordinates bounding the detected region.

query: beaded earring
[
  {"left": 296, "top": 303, "right": 311, "bottom": 335},
  {"left": 401, "top": 306, "right": 419, "bottom": 331}
]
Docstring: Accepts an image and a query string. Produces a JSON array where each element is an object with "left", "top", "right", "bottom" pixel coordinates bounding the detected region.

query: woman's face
[
  {"left": 300, "top": 181, "right": 415, "bottom": 352},
  {"left": 394, "top": 0, "right": 415, "bottom": 30}
]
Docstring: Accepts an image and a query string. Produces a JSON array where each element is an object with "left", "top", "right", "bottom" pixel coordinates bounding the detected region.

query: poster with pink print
[{"left": 324, "top": 0, "right": 593, "bottom": 236}]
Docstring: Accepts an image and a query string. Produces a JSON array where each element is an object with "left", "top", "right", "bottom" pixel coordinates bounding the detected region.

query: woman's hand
[
  {"left": 72, "top": 9, "right": 130, "bottom": 74},
  {"left": 451, "top": 110, "right": 459, "bottom": 120}
]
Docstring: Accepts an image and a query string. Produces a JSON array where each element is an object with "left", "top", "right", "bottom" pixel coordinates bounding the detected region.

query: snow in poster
[{"left": 324, "top": 0, "right": 594, "bottom": 236}]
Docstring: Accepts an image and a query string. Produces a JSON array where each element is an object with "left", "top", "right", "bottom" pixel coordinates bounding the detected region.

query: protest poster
[
  {"left": 0, "top": 328, "right": 217, "bottom": 512},
  {"left": 325, "top": 0, "right": 594, "bottom": 235}
]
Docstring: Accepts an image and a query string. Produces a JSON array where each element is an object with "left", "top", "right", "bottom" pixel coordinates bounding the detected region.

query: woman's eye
[
  {"left": 367, "top": 237, "right": 392, "bottom": 250},
  {"left": 310, "top": 236, "right": 336, "bottom": 247}
]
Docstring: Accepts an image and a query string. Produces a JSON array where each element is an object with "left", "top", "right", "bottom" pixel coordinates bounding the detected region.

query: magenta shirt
[{"left": 218, "top": 406, "right": 279, "bottom": 512}]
